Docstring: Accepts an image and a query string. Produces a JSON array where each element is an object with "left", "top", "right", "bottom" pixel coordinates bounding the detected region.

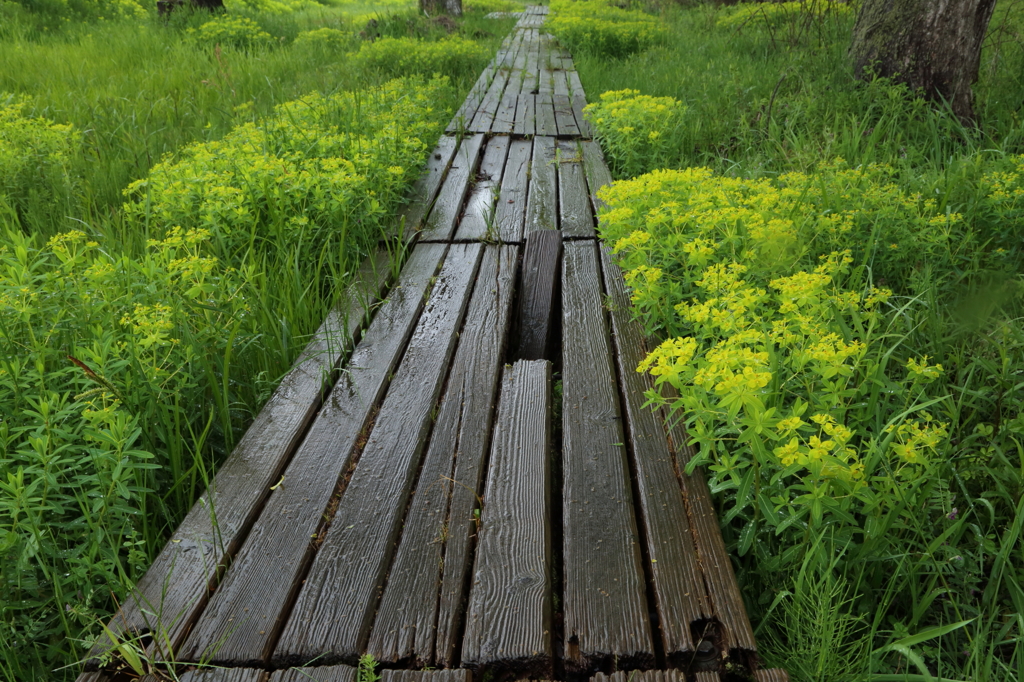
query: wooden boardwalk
[{"left": 84, "top": 7, "right": 786, "bottom": 682}]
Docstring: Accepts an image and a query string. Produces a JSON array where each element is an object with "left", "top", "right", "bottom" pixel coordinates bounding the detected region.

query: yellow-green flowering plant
[
  {"left": 599, "top": 162, "right": 985, "bottom": 554},
  {"left": 584, "top": 89, "right": 685, "bottom": 178},
  {"left": 187, "top": 15, "right": 274, "bottom": 50},
  {"left": 548, "top": 0, "right": 667, "bottom": 58},
  {"left": 350, "top": 37, "right": 489, "bottom": 79}
]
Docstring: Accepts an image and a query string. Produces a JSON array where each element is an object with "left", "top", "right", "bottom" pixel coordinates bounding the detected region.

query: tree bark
[
  {"left": 420, "top": 0, "right": 462, "bottom": 17},
  {"left": 849, "top": 0, "right": 997, "bottom": 124}
]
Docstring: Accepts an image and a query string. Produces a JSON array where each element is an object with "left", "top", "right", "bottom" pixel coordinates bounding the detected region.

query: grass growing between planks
[
  {"left": 559, "top": 0, "right": 1024, "bottom": 680},
  {"left": 0, "top": 1, "right": 518, "bottom": 678}
]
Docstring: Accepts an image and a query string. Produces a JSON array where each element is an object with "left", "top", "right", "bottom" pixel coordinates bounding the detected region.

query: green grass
[
  {"left": 0, "top": 2, "right": 518, "bottom": 678},
  {"left": 565, "top": 1, "right": 1024, "bottom": 680}
]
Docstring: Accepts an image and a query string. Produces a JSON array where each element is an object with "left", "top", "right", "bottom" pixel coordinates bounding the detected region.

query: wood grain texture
[
  {"left": 93, "top": 250, "right": 393, "bottom": 663},
  {"left": 420, "top": 134, "right": 486, "bottom": 241},
  {"left": 535, "top": 93, "right": 557, "bottom": 136},
  {"left": 75, "top": 674, "right": 106, "bottom": 682},
  {"left": 514, "top": 93, "right": 536, "bottom": 136},
  {"left": 590, "top": 671, "right": 685, "bottom": 682},
  {"left": 269, "top": 665, "right": 356, "bottom": 682},
  {"left": 663, "top": 401, "right": 758, "bottom": 659},
  {"left": 274, "top": 244, "right": 484, "bottom": 667},
  {"left": 494, "top": 139, "right": 532, "bottom": 243},
  {"left": 556, "top": 140, "right": 593, "bottom": 238},
  {"left": 399, "top": 136, "right": 459, "bottom": 242},
  {"left": 754, "top": 669, "right": 790, "bottom": 682},
  {"left": 561, "top": 240, "right": 654, "bottom": 673},
  {"left": 178, "top": 669, "right": 265, "bottom": 682},
  {"left": 433, "top": 245, "right": 521, "bottom": 667},
  {"left": 525, "top": 137, "right": 557, "bottom": 235},
  {"left": 567, "top": 70, "right": 593, "bottom": 138},
  {"left": 493, "top": 45, "right": 526, "bottom": 134},
  {"left": 368, "top": 244, "right": 518, "bottom": 667},
  {"left": 179, "top": 244, "right": 447, "bottom": 666},
  {"left": 455, "top": 136, "right": 510, "bottom": 241},
  {"left": 552, "top": 71, "right": 580, "bottom": 137},
  {"left": 449, "top": 66, "right": 496, "bottom": 132},
  {"left": 694, "top": 673, "right": 722, "bottom": 682},
  {"left": 470, "top": 61, "right": 512, "bottom": 132},
  {"left": 513, "top": 230, "right": 561, "bottom": 362},
  {"left": 580, "top": 140, "right": 614, "bottom": 218},
  {"left": 600, "top": 247, "right": 708, "bottom": 661},
  {"left": 382, "top": 671, "right": 470, "bottom": 682},
  {"left": 462, "top": 360, "right": 553, "bottom": 675}
]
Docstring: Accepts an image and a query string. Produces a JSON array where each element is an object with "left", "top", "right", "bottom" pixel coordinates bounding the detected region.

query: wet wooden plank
[
  {"left": 561, "top": 240, "right": 654, "bottom": 674},
  {"left": 382, "top": 671, "right": 470, "bottom": 682},
  {"left": 601, "top": 248, "right": 709, "bottom": 663},
  {"left": 754, "top": 670, "right": 790, "bottom": 682},
  {"left": 494, "top": 140, "right": 532, "bottom": 243},
  {"left": 399, "top": 136, "right": 460, "bottom": 242},
  {"left": 462, "top": 360, "right": 553, "bottom": 675},
  {"left": 567, "top": 70, "right": 593, "bottom": 138},
  {"left": 275, "top": 244, "right": 484, "bottom": 667},
  {"left": 179, "top": 669, "right": 264, "bottom": 682},
  {"left": 525, "top": 136, "right": 557, "bottom": 235},
  {"left": 512, "top": 231, "right": 561, "bottom": 362},
  {"left": 556, "top": 140, "right": 593, "bottom": 239},
  {"left": 269, "top": 665, "right": 355, "bottom": 682},
  {"left": 535, "top": 93, "right": 557, "bottom": 136},
  {"left": 694, "top": 674, "right": 721, "bottom": 682},
  {"left": 664, "top": 394, "right": 758, "bottom": 660},
  {"left": 368, "top": 245, "right": 518, "bottom": 667},
  {"left": 552, "top": 71, "right": 580, "bottom": 137},
  {"left": 591, "top": 672, "right": 685, "bottom": 682},
  {"left": 449, "top": 66, "right": 496, "bottom": 132},
  {"left": 455, "top": 136, "right": 511, "bottom": 241},
  {"left": 470, "top": 61, "right": 513, "bottom": 133},
  {"left": 420, "top": 134, "right": 486, "bottom": 242},
  {"left": 514, "top": 93, "right": 536, "bottom": 136},
  {"left": 92, "top": 250, "right": 394, "bottom": 663},
  {"left": 493, "top": 44, "right": 527, "bottom": 134},
  {"left": 433, "top": 245, "right": 521, "bottom": 667},
  {"left": 580, "top": 140, "right": 614, "bottom": 217},
  {"left": 179, "top": 244, "right": 448, "bottom": 666}
]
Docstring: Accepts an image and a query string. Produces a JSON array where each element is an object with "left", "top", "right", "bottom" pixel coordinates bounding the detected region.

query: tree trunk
[
  {"left": 848, "top": 0, "right": 996, "bottom": 124},
  {"left": 420, "top": 0, "right": 462, "bottom": 17}
]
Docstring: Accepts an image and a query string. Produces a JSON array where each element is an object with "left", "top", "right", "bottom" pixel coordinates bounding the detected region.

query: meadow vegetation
[
  {"left": 567, "top": 0, "right": 1024, "bottom": 679},
  {"left": 0, "top": 0, "right": 516, "bottom": 678}
]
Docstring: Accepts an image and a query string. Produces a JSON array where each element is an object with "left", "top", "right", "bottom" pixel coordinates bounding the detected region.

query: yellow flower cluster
[
  {"left": 548, "top": 0, "right": 667, "bottom": 59},
  {"left": 717, "top": 1, "right": 854, "bottom": 29},
  {"left": 351, "top": 37, "right": 489, "bottom": 79},
  {"left": 583, "top": 90, "right": 684, "bottom": 178},
  {"left": 187, "top": 16, "right": 274, "bottom": 50}
]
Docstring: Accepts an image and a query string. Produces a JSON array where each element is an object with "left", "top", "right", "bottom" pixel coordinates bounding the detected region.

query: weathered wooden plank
[
  {"left": 368, "top": 244, "right": 518, "bottom": 667},
  {"left": 494, "top": 140, "right": 532, "bottom": 243},
  {"left": 493, "top": 43, "right": 527, "bottom": 133},
  {"left": 567, "top": 70, "right": 593, "bottom": 138},
  {"left": 382, "top": 671, "right": 470, "bottom": 682},
  {"left": 470, "top": 62, "right": 513, "bottom": 133},
  {"left": 525, "top": 136, "right": 557, "bottom": 235},
  {"left": 275, "top": 244, "right": 484, "bottom": 667},
  {"left": 694, "top": 673, "right": 722, "bottom": 682},
  {"left": 556, "top": 140, "right": 593, "bottom": 238},
  {"left": 462, "top": 360, "right": 552, "bottom": 675},
  {"left": 663, "top": 393, "right": 759, "bottom": 661},
  {"left": 433, "top": 245, "right": 521, "bottom": 667},
  {"left": 512, "top": 231, "right": 561, "bottom": 362},
  {"left": 554, "top": 94, "right": 581, "bottom": 137},
  {"left": 75, "top": 674, "right": 107, "bottom": 682},
  {"left": 561, "top": 240, "right": 654, "bottom": 673},
  {"left": 179, "top": 244, "right": 448, "bottom": 666},
  {"left": 92, "top": 249, "right": 394, "bottom": 663},
  {"left": 420, "top": 134, "right": 486, "bottom": 242},
  {"left": 591, "top": 671, "right": 685, "bottom": 682},
  {"left": 514, "top": 93, "right": 536, "bottom": 137},
  {"left": 454, "top": 136, "right": 510, "bottom": 242},
  {"left": 449, "top": 66, "right": 496, "bottom": 133},
  {"left": 179, "top": 669, "right": 264, "bottom": 682},
  {"left": 601, "top": 247, "right": 709, "bottom": 663},
  {"left": 399, "top": 136, "right": 460, "bottom": 242},
  {"left": 552, "top": 71, "right": 579, "bottom": 137},
  {"left": 269, "top": 665, "right": 356, "bottom": 682},
  {"left": 535, "top": 93, "right": 557, "bottom": 136},
  {"left": 754, "top": 670, "right": 790, "bottom": 682},
  {"left": 580, "top": 140, "right": 614, "bottom": 217}
]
